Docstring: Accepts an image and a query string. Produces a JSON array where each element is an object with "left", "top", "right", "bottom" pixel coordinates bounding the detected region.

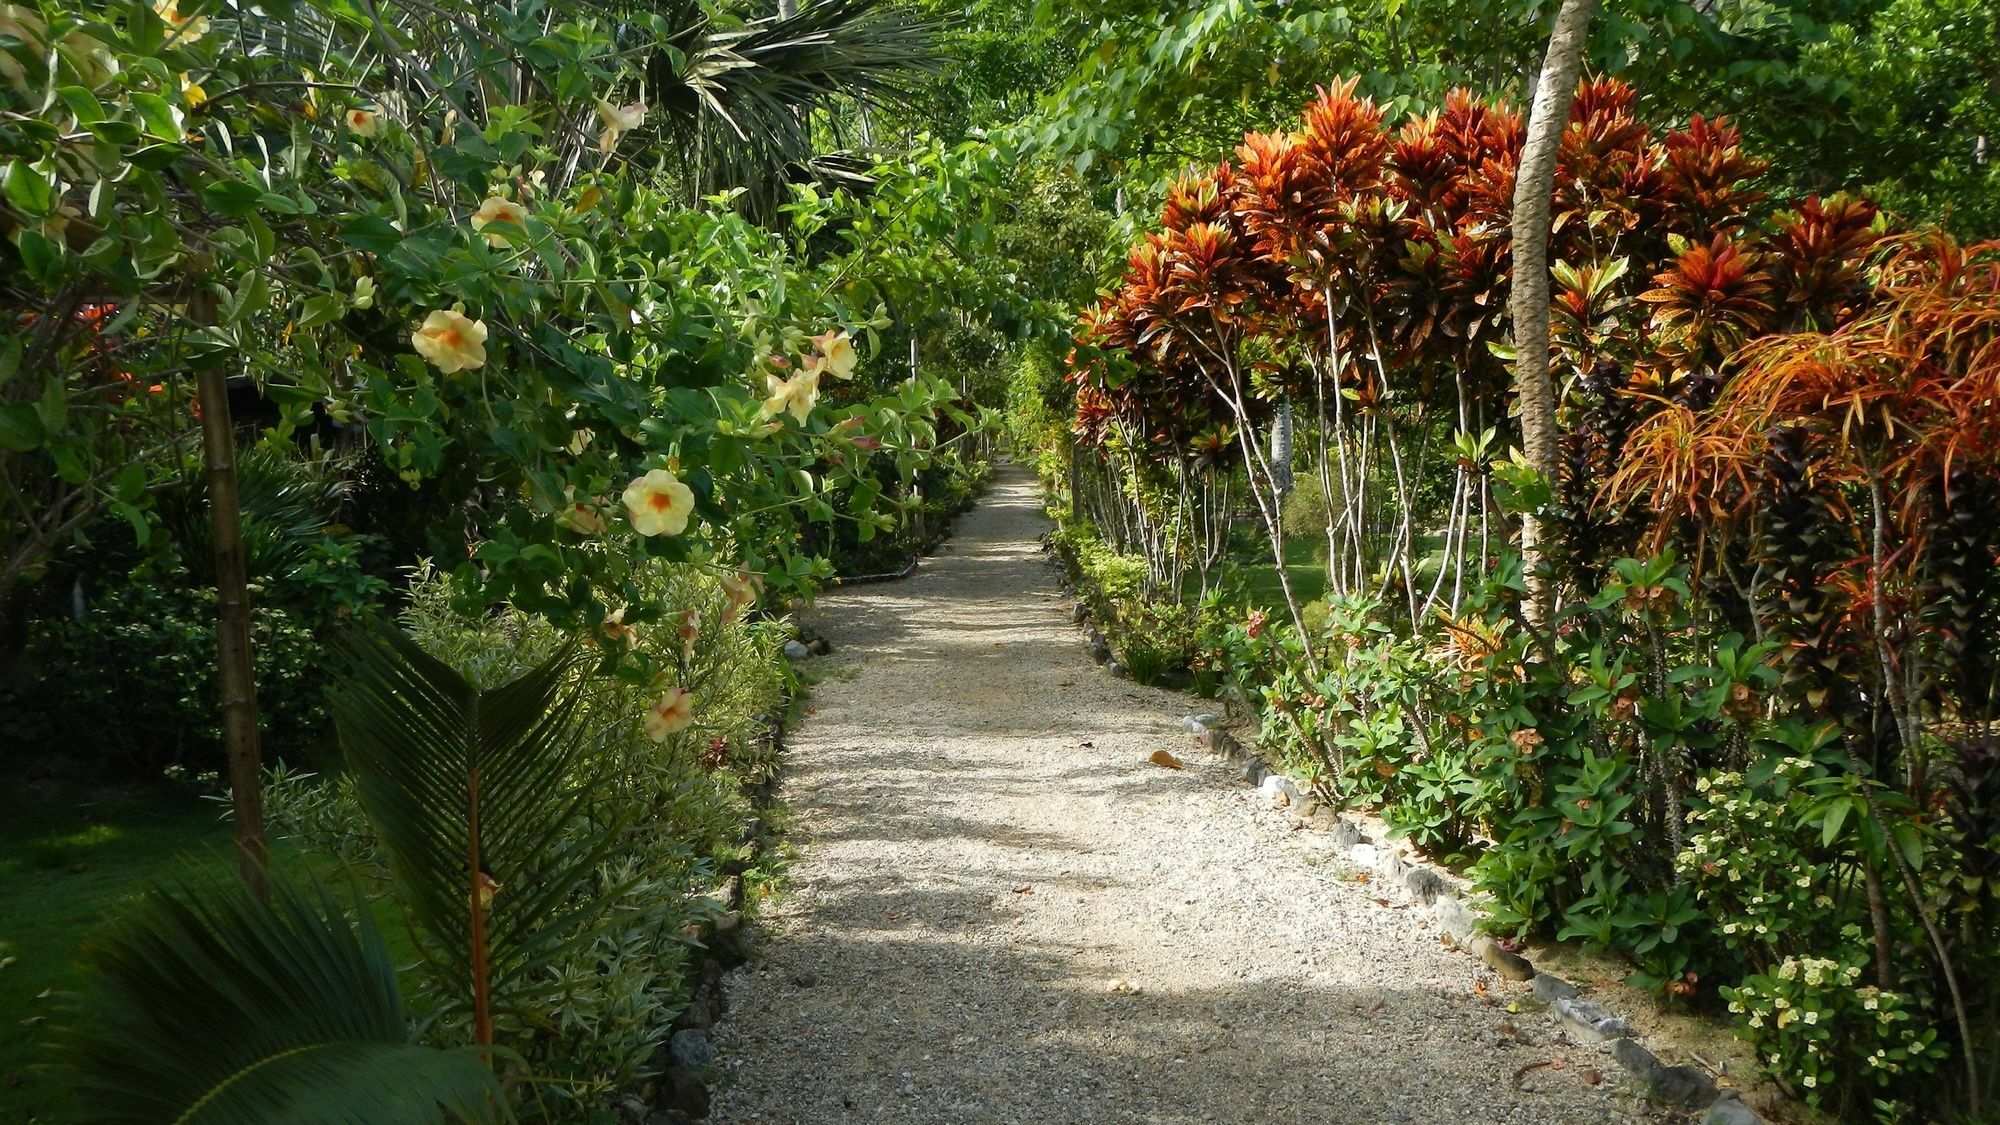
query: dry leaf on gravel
[
  {"left": 1512, "top": 1060, "right": 1560, "bottom": 1088},
  {"left": 1148, "top": 749, "right": 1184, "bottom": 769}
]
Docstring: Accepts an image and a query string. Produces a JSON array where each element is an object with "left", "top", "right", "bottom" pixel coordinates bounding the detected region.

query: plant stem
[{"left": 191, "top": 290, "right": 269, "bottom": 901}]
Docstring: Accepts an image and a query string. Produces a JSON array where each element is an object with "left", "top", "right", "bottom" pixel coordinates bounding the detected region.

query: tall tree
[{"left": 1508, "top": 0, "right": 1598, "bottom": 623}]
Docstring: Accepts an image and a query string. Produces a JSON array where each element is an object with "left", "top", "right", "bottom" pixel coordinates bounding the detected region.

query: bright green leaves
[{"left": 2, "top": 159, "right": 56, "bottom": 216}]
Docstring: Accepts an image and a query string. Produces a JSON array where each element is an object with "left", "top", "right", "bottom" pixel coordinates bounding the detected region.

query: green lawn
[
  {"left": 0, "top": 783, "right": 408, "bottom": 1123},
  {"left": 1208, "top": 530, "right": 1454, "bottom": 617},
  {"left": 1185, "top": 533, "right": 1330, "bottom": 613},
  {"left": 1236, "top": 534, "right": 1330, "bottom": 613}
]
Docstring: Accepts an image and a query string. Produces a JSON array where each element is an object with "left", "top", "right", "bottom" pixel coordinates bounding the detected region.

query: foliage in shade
[
  {"left": 56, "top": 877, "right": 506, "bottom": 1124},
  {"left": 639, "top": 0, "right": 944, "bottom": 215},
  {"left": 333, "top": 629, "right": 624, "bottom": 1038}
]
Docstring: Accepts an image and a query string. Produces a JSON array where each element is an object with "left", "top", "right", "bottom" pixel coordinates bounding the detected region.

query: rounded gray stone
[{"left": 669, "top": 1028, "right": 714, "bottom": 1070}]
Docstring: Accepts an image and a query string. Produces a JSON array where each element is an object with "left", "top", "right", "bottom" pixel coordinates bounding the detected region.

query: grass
[
  {"left": 1205, "top": 528, "right": 1455, "bottom": 619},
  {"left": 0, "top": 782, "right": 411, "bottom": 1123},
  {"left": 1235, "top": 533, "right": 1330, "bottom": 614},
  {"left": 1182, "top": 533, "right": 1330, "bottom": 613}
]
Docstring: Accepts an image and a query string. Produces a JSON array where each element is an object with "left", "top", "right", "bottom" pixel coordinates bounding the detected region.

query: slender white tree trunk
[{"left": 1509, "top": 0, "right": 1597, "bottom": 624}]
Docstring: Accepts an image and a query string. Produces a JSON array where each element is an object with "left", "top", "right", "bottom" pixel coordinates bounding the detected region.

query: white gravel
[{"left": 710, "top": 465, "right": 1668, "bottom": 1124}]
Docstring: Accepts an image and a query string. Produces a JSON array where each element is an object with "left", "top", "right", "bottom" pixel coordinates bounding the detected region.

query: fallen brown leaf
[
  {"left": 1080, "top": 740, "right": 1095, "bottom": 748},
  {"left": 1581, "top": 1067, "right": 1603, "bottom": 1085},
  {"left": 1148, "top": 749, "right": 1185, "bottom": 769},
  {"left": 1012, "top": 885, "right": 1033, "bottom": 894},
  {"left": 1512, "top": 1060, "right": 1557, "bottom": 1088}
]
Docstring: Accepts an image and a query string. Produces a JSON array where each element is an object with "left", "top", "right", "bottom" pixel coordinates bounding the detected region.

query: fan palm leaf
[
  {"left": 333, "top": 628, "right": 625, "bottom": 1044},
  {"left": 58, "top": 877, "right": 508, "bottom": 1125},
  {"left": 640, "top": 0, "right": 944, "bottom": 212}
]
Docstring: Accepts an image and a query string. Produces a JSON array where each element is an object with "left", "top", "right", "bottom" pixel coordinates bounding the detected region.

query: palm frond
[
  {"left": 333, "top": 627, "right": 625, "bottom": 1040},
  {"left": 162, "top": 447, "right": 353, "bottom": 585},
  {"left": 641, "top": 0, "right": 944, "bottom": 211},
  {"left": 58, "top": 878, "right": 507, "bottom": 1125}
]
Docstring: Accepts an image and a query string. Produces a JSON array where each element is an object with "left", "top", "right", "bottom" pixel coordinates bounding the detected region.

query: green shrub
[
  {"left": 1280, "top": 483, "right": 1330, "bottom": 541},
  {"left": 1721, "top": 956, "right": 1944, "bottom": 1117},
  {"left": 1117, "top": 601, "right": 1198, "bottom": 685},
  {"left": 12, "top": 567, "right": 336, "bottom": 779},
  {"left": 264, "top": 561, "right": 787, "bottom": 1114},
  {"left": 1218, "top": 552, "right": 1987, "bottom": 1113}
]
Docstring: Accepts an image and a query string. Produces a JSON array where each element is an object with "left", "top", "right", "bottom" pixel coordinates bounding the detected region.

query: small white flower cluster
[
  {"left": 1723, "top": 956, "right": 1941, "bottom": 1109},
  {"left": 1679, "top": 769, "right": 1825, "bottom": 948}
]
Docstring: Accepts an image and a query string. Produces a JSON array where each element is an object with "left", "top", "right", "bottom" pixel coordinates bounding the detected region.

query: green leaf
[
  {"left": 56, "top": 877, "right": 509, "bottom": 1124},
  {"left": 128, "top": 92, "right": 183, "bottom": 139},
  {"left": 34, "top": 374, "right": 68, "bottom": 433},
  {"left": 57, "top": 86, "right": 107, "bottom": 125},
  {"left": 86, "top": 119, "right": 143, "bottom": 145},
  {"left": 0, "top": 403, "right": 45, "bottom": 451},
  {"left": 118, "top": 501, "right": 151, "bottom": 547},
  {"left": 200, "top": 179, "right": 265, "bottom": 217},
  {"left": 1821, "top": 797, "right": 1851, "bottom": 848},
  {"left": 1891, "top": 820, "right": 1924, "bottom": 873},
  {"left": 3, "top": 160, "right": 56, "bottom": 218},
  {"left": 334, "top": 629, "right": 629, "bottom": 1024},
  {"left": 127, "top": 141, "right": 189, "bottom": 170},
  {"left": 297, "top": 293, "right": 348, "bottom": 328},
  {"left": 113, "top": 460, "right": 148, "bottom": 502},
  {"left": 15, "top": 228, "right": 60, "bottom": 282}
]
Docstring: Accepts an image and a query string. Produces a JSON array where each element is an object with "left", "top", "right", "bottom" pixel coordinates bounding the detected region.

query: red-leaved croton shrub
[{"left": 1056, "top": 74, "right": 2000, "bottom": 1118}]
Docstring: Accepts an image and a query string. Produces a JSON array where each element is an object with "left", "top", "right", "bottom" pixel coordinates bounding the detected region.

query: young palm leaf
[
  {"left": 334, "top": 628, "right": 624, "bottom": 1045},
  {"left": 59, "top": 878, "right": 508, "bottom": 1125}
]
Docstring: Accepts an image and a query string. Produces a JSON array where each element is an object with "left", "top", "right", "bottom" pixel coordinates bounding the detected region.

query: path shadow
[{"left": 718, "top": 930, "right": 1633, "bottom": 1125}]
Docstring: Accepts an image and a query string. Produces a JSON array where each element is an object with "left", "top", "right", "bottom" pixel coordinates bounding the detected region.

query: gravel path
[{"left": 711, "top": 465, "right": 1660, "bottom": 1124}]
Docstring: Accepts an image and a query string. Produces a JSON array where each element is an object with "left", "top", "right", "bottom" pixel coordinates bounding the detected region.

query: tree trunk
[
  {"left": 192, "top": 291, "right": 269, "bottom": 899},
  {"left": 1508, "top": 0, "right": 1597, "bottom": 624},
  {"left": 1270, "top": 397, "right": 1294, "bottom": 501}
]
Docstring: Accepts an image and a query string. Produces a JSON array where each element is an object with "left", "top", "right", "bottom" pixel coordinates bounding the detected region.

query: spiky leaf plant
[
  {"left": 334, "top": 629, "right": 625, "bottom": 1045},
  {"left": 59, "top": 877, "right": 507, "bottom": 1125}
]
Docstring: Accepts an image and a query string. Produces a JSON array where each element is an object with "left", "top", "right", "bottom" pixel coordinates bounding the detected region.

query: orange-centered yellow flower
[
  {"left": 595, "top": 98, "right": 647, "bottom": 153},
  {"left": 344, "top": 107, "right": 379, "bottom": 136},
  {"left": 470, "top": 196, "right": 528, "bottom": 248},
  {"left": 410, "top": 309, "right": 488, "bottom": 373},
  {"left": 643, "top": 687, "right": 694, "bottom": 742},
  {"left": 720, "top": 567, "right": 759, "bottom": 621},
  {"left": 558, "top": 492, "right": 606, "bottom": 535},
  {"left": 600, "top": 607, "right": 639, "bottom": 650},
  {"left": 153, "top": 0, "right": 208, "bottom": 43},
  {"left": 808, "top": 329, "right": 858, "bottom": 380},
  {"left": 761, "top": 369, "right": 819, "bottom": 423},
  {"left": 622, "top": 468, "right": 695, "bottom": 537}
]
